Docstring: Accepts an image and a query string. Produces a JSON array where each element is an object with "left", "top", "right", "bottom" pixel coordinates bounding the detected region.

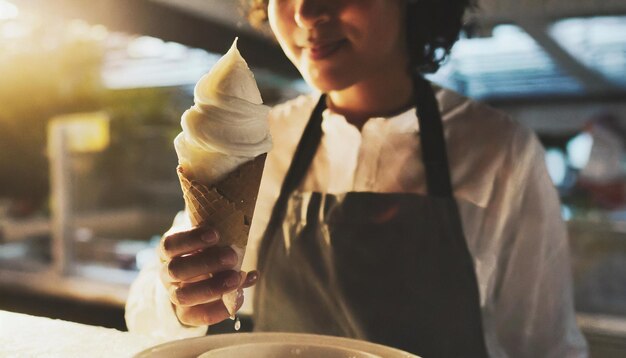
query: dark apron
[{"left": 253, "top": 77, "right": 488, "bottom": 357}]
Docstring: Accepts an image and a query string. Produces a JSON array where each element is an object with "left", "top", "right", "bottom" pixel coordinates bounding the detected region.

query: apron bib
[{"left": 253, "top": 78, "right": 488, "bottom": 357}]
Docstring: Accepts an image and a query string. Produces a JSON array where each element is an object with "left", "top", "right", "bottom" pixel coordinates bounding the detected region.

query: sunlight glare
[{"left": 0, "top": 0, "right": 19, "bottom": 20}]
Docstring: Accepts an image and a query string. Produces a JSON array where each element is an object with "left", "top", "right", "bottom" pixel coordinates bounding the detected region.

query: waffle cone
[{"left": 176, "top": 154, "right": 267, "bottom": 249}]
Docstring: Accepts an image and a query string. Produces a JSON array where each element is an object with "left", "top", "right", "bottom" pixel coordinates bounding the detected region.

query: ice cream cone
[
  {"left": 173, "top": 39, "right": 270, "bottom": 317},
  {"left": 176, "top": 153, "right": 266, "bottom": 249}
]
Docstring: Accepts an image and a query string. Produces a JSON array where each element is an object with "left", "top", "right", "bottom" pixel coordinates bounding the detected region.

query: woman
[{"left": 126, "top": 0, "right": 588, "bottom": 356}]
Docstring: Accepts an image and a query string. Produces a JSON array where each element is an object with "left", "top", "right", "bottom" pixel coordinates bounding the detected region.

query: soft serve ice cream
[
  {"left": 173, "top": 38, "right": 271, "bottom": 316},
  {"left": 175, "top": 38, "right": 271, "bottom": 184}
]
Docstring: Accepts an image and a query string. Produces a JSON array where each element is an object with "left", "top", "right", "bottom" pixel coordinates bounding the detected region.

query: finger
[
  {"left": 241, "top": 270, "right": 259, "bottom": 289},
  {"left": 175, "top": 289, "right": 244, "bottom": 326},
  {"left": 160, "top": 226, "right": 219, "bottom": 260},
  {"left": 170, "top": 270, "right": 242, "bottom": 306},
  {"left": 160, "top": 261, "right": 181, "bottom": 285},
  {"left": 168, "top": 246, "right": 238, "bottom": 281},
  {"left": 160, "top": 261, "right": 215, "bottom": 286}
]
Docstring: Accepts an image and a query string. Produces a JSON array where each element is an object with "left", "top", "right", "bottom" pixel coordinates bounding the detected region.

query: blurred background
[{"left": 0, "top": 0, "right": 624, "bottom": 356}]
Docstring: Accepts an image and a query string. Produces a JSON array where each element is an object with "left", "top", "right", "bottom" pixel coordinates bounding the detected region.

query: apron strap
[
  {"left": 278, "top": 94, "right": 328, "bottom": 200},
  {"left": 412, "top": 76, "right": 454, "bottom": 198},
  {"left": 258, "top": 94, "right": 327, "bottom": 266}
]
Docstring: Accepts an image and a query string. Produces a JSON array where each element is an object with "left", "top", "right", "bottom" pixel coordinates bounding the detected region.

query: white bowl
[
  {"left": 199, "top": 342, "right": 379, "bottom": 358},
  {"left": 135, "top": 333, "right": 418, "bottom": 358}
]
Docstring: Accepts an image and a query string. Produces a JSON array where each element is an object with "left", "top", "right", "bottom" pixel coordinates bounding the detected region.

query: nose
[{"left": 294, "top": 0, "right": 330, "bottom": 29}]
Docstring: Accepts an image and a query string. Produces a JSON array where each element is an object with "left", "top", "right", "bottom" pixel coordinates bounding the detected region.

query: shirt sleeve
[
  {"left": 124, "top": 211, "right": 208, "bottom": 341},
  {"left": 493, "top": 127, "right": 589, "bottom": 357}
]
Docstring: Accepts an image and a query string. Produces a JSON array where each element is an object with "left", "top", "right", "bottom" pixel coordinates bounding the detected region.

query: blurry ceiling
[
  {"left": 20, "top": 0, "right": 626, "bottom": 99},
  {"left": 149, "top": 0, "right": 263, "bottom": 37},
  {"left": 26, "top": 0, "right": 298, "bottom": 77},
  {"left": 428, "top": 17, "right": 626, "bottom": 100},
  {"left": 477, "top": 0, "right": 626, "bottom": 22},
  {"left": 152, "top": 0, "right": 626, "bottom": 26},
  {"left": 149, "top": 0, "right": 626, "bottom": 100}
]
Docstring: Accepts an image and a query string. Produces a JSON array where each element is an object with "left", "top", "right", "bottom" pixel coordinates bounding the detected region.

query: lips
[{"left": 303, "top": 39, "right": 347, "bottom": 61}]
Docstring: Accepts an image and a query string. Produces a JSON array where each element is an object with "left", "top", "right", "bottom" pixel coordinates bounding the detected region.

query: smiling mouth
[{"left": 304, "top": 39, "right": 347, "bottom": 61}]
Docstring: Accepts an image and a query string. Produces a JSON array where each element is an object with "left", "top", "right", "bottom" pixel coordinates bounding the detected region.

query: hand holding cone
[{"left": 176, "top": 154, "right": 266, "bottom": 315}]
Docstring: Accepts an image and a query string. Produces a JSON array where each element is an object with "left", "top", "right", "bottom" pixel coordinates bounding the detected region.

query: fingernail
[
  {"left": 173, "top": 286, "right": 187, "bottom": 305},
  {"left": 201, "top": 230, "right": 218, "bottom": 244},
  {"left": 225, "top": 272, "right": 241, "bottom": 288},
  {"left": 245, "top": 271, "right": 259, "bottom": 285},
  {"left": 219, "top": 248, "right": 237, "bottom": 266}
]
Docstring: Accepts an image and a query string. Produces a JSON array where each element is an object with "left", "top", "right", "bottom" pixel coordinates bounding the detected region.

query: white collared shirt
[{"left": 126, "top": 88, "right": 588, "bottom": 357}]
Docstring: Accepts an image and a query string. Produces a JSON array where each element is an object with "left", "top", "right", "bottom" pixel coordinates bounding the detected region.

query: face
[{"left": 268, "top": 0, "right": 407, "bottom": 93}]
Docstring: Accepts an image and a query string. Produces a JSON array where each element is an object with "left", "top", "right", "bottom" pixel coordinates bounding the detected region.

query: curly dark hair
[{"left": 246, "top": 0, "right": 474, "bottom": 74}]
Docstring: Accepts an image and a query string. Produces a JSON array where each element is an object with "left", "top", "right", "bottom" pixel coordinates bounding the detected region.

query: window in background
[
  {"left": 549, "top": 16, "right": 626, "bottom": 88},
  {"left": 428, "top": 16, "right": 626, "bottom": 100}
]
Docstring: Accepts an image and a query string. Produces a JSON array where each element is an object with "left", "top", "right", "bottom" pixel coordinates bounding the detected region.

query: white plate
[{"left": 134, "top": 333, "right": 419, "bottom": 358}]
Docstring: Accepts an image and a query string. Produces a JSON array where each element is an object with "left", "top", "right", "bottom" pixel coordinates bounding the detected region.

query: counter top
[
  {"left": 0, "top": 310, "right": 165, "bottom": 357},
  {"left": 0, "top": 267, "right": 131, "bottom": 308}
]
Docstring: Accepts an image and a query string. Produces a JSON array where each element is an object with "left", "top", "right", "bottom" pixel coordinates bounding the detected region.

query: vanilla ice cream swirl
[{"left": 175, "top": 38, "right": 272, "bottom": 183}]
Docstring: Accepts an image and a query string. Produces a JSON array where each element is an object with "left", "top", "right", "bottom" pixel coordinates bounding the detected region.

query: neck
[{"left": 327, "top": 64, "right": 413, "bottom": 130}]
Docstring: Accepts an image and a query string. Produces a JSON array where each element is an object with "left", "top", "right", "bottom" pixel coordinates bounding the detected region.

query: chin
[
  {"left": 306, "top": 78, "right": 345, "bottom": 93},
  {"left": 301, "top": 65, "right": 355, "bottom": 93}
]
